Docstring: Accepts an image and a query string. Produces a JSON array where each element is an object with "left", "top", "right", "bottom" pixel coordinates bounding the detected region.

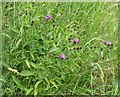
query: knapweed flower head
[
  {"left": 74, "top": 38, "right": 79, "bottom": 44},
  {"left": 104, "top": 41, "right": 112, "bottom": 46},
  {"left": 46, "top": 15, "right": 52, "bottom": 20},
  {"left": 60, "top": 53, "right": 66, "bottom": 59}
]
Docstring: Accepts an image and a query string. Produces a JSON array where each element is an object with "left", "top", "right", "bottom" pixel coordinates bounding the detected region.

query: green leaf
[
  {"left": 30, "top": 52, "right": 35, "bottom": 62},
  {"left": 55, "top": 78, "right": 62, "bottom": 85},
  {"left": 1, "top": 33, "right": 11, "bottom": 39},
  {"left": 26, "top": 88, "right": 33, "bottom": 95},
  {"left": 10, "top": 39, "right": 22, "bottom": 53},
  {"left": 30, "top": 62, "right": 38, "bottom": 69},
  {"left": 35, "top": 80, "right": 42, "bottom": 89},
  {"left": 16, "top": 39, "right": 22, "bottom": 49},
  {"left": 20, "top": 26, "right": 24, "bottom": 34},
  {"left": 44, "top": 78, "right": 50, "bottom": 91},
  {"left": 30, "top": 62, "right": 45, "bottom": 70},
  {"left": 49, "top": 47, "right": 58, "bottom": 53},
  {"left": 25, "top": 60, "right": 31, "bottom": 68},
  {"left": 20, "top": 70, "right": 34, "bottom": 76},
  {"left": 34, "top": 89, "right": 38, "bottom": 96},
  {"left": 23, "top": 40, "right": 37, "bottom": 47},
  {"left": 12, "top": 76, "right": 27, "bottom": 91},
  {"left": 0, "top": 76, "right": 6, "bottom": 83},
  {"left": 33, "top": 80, "right": 42, "bottom": 96},
  {"left": 50, "top": 79, "right": 58, "bottom": 89},
  {"left": 12, "top": 28, "right": 19, "bottom": 34}
]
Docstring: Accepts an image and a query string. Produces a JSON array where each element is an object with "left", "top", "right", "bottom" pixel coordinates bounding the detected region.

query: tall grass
[{"left": 1, "top": 2, "right": 118, "bottom": 95}]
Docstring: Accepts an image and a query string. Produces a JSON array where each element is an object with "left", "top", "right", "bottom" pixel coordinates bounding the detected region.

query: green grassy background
[{"left": 1, "top": 2, "right": 118, "bottom": 95}]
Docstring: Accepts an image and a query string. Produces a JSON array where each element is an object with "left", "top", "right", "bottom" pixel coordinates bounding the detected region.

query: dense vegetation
[{"left": 1, "top": 2, "right": 118, "bottom": 95}]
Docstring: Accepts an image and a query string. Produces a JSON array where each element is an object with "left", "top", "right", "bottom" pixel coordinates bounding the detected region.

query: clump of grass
[{"left": 1, "top": 2, "right": 118, "bottom": 95}]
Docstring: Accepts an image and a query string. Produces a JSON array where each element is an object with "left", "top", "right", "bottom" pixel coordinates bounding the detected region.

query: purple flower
[
  {"left": 74, "top": 38, "right": 79, "bottom": 44},
  {"left": 104, "top": 41, "right": 112, "bottom": 46},
  {"left": 60, "top": 53, "right": 66, "bottom": 59},
  {"left": 46, "top": 15, "right": 52, "bottom": 20}
]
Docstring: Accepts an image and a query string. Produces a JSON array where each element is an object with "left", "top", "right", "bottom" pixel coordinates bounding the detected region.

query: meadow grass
[{"left": 1, "top": 2, "right": 118, "bottom": 95}]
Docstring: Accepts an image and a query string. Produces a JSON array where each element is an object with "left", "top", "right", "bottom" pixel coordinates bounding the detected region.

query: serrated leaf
[{"left": 20, "top": 70, "right": 33, "bottom": 76}]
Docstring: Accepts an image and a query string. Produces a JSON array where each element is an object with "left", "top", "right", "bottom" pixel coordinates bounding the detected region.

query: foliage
[{"left": 1, "top": 2, "right": 118, "bottom": 95}]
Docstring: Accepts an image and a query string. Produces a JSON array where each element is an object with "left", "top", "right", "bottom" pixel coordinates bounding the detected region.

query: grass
[{"left": 1, "top": 2, "right": 119, "bottom": 95}]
